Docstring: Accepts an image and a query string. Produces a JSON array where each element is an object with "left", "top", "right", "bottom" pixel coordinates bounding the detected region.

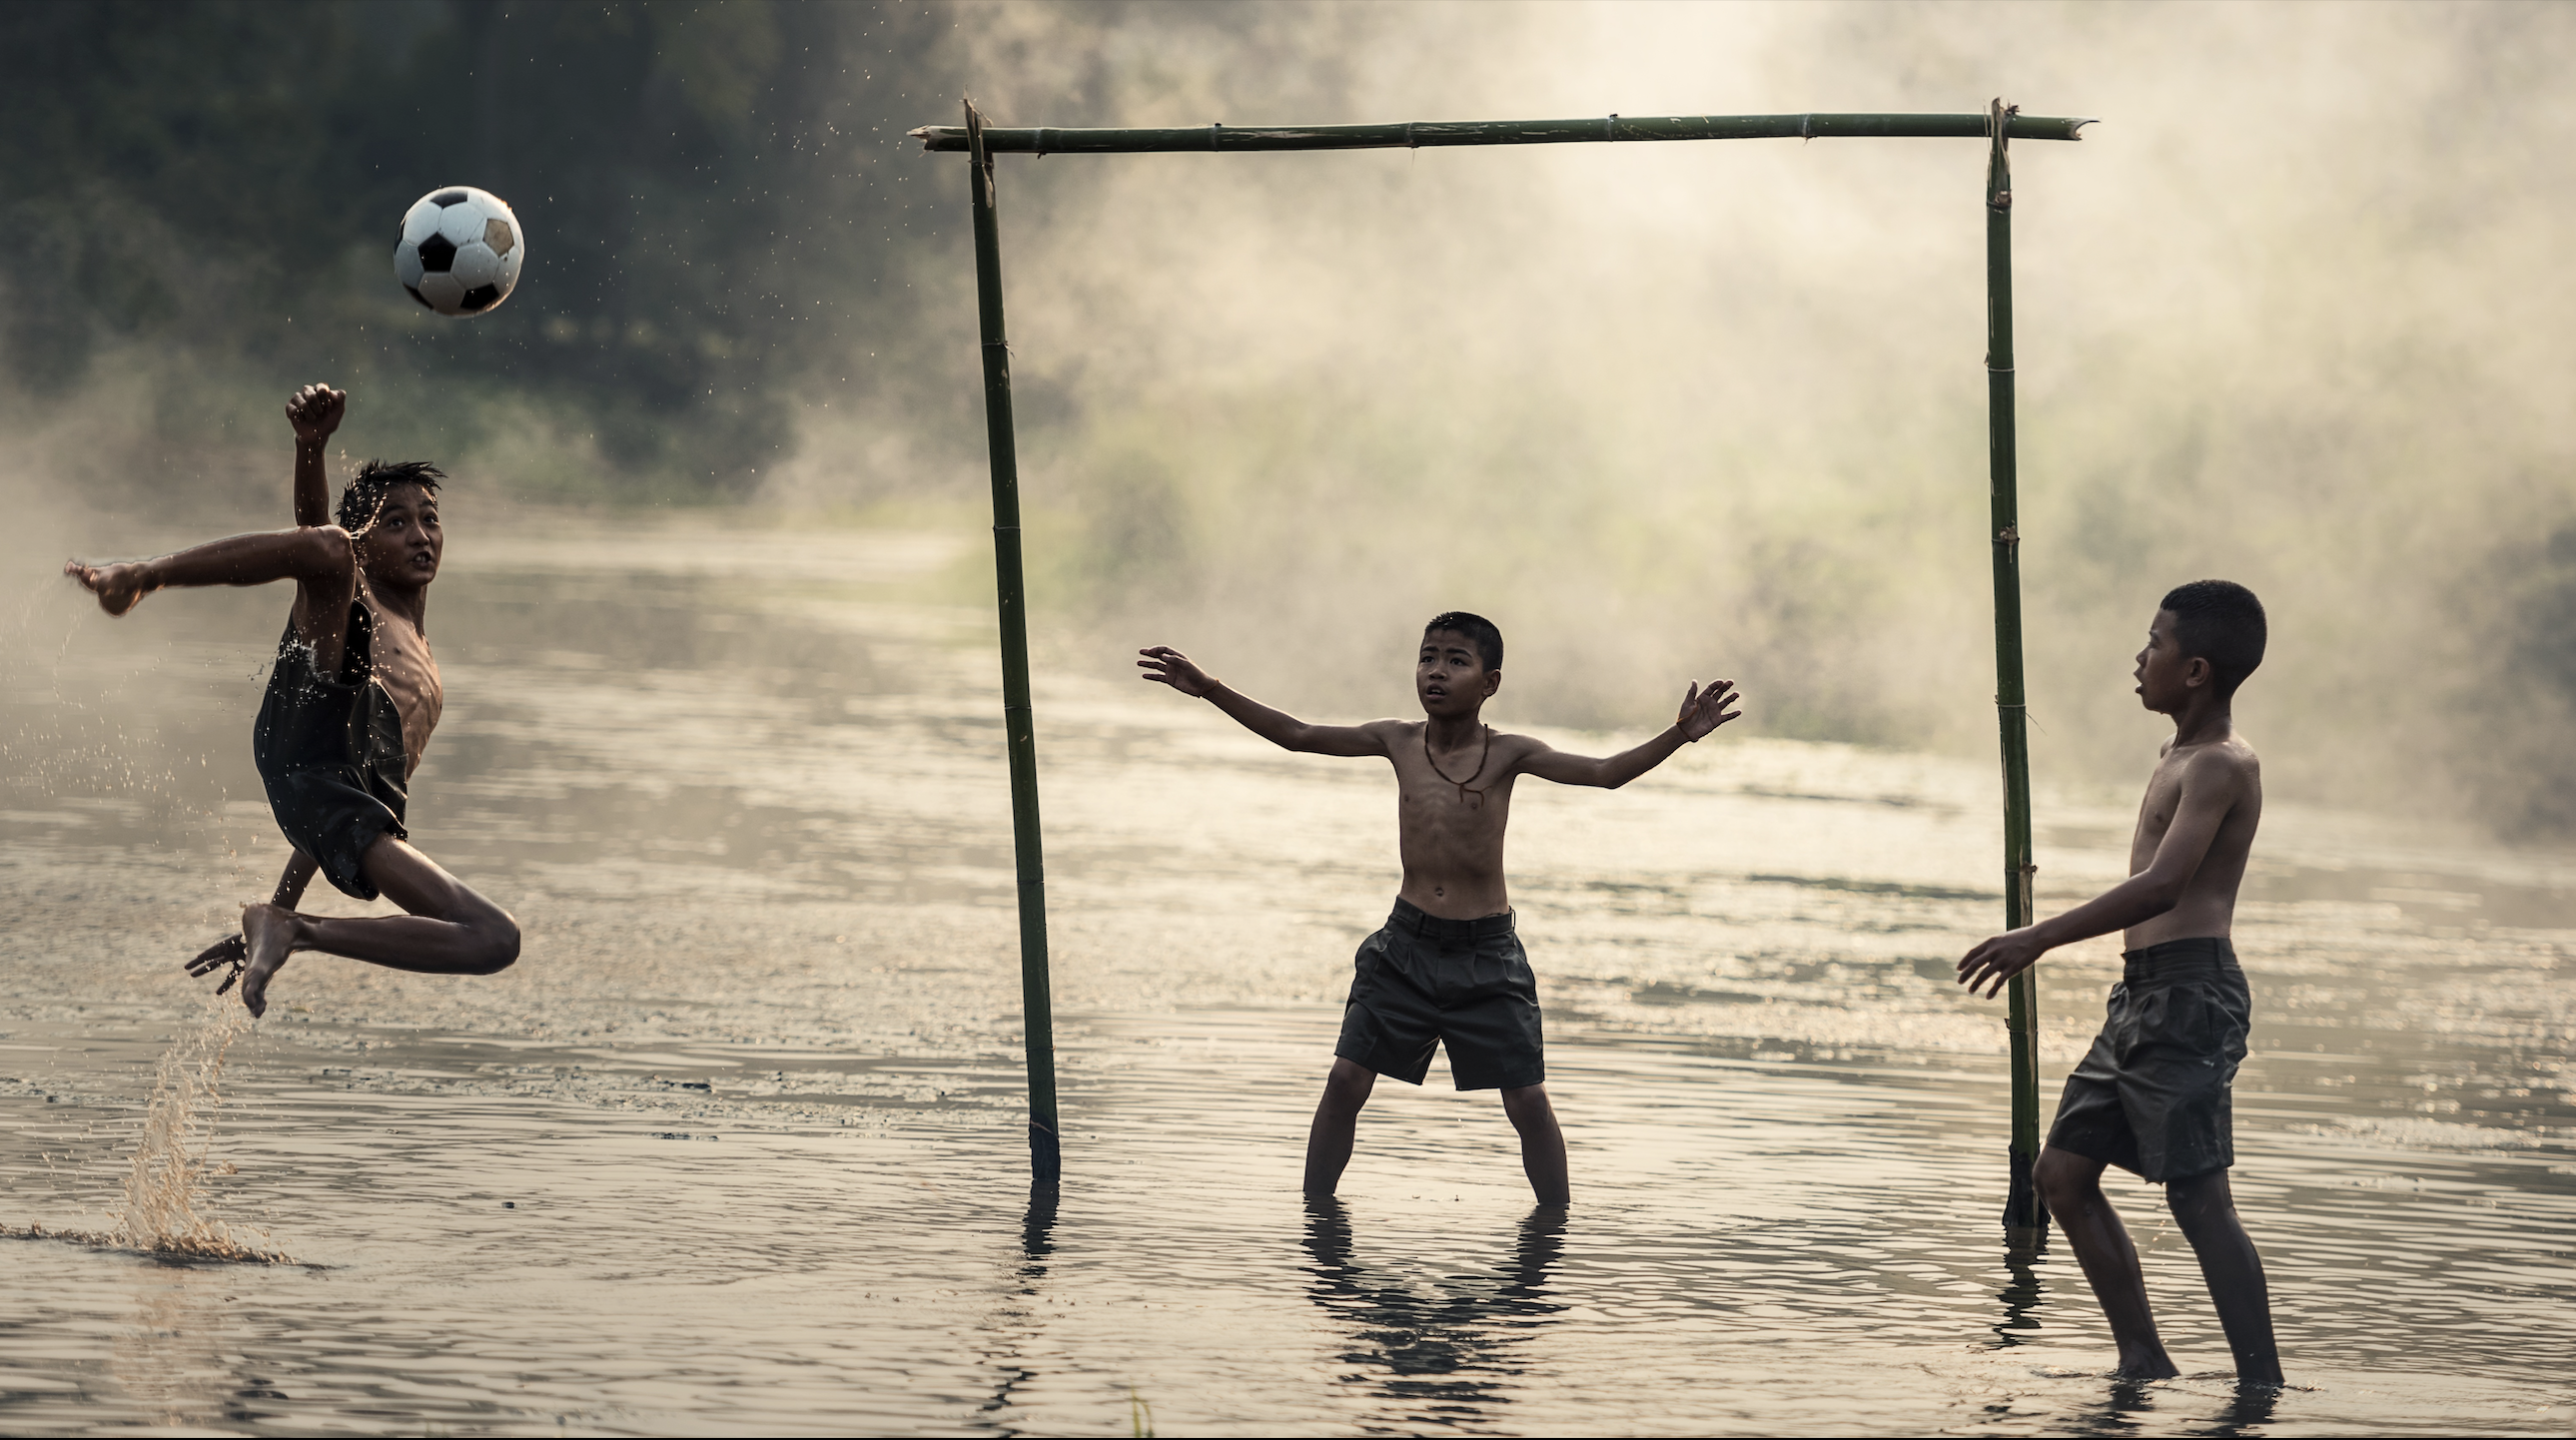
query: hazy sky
[
  {"left": 10, "top": 1, "right": 2571, "bottom": 831},
  {"left": 782, "top": 1, "right": 2572, "bottom": 828}
]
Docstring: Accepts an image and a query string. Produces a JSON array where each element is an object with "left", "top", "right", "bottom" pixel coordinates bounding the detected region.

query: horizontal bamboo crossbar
[{"left": 912, "top": 112, "right": 2092, "bottom": 154}]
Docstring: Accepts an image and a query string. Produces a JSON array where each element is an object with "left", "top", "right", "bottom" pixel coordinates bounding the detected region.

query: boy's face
[
  {"left": 356, "top": 484, "right": 443, "bottom": 591},
  {"left": 1416, "top": 629, "right": 1499, "bottom": 719},
  {"left": 2133, "top": 608, "right": 2207, "bottom": 713}
]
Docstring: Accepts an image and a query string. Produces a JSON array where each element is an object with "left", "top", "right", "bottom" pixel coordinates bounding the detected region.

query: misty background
[{"left": 4, "top": 0, "right": 2572, "bottom": 836}]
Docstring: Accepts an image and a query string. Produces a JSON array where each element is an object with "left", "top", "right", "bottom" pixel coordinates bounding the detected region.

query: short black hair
[
  {"left": 2158, "top": 579, "right": 2266, "bottom": 697},
  {"left": 1422, "top": 611, "right": 1503, "bottom": 671},
  {"left": 337, "top": 458, "right": 444, "bottom": 531}
]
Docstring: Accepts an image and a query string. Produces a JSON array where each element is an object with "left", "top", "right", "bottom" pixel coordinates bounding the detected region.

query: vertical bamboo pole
[
  {"left": 1986, "top": 99, "right": 2046, "bottom": 1236},
  {"left": 966, "top": 99, "right": 1063, "bottom": 1187}
]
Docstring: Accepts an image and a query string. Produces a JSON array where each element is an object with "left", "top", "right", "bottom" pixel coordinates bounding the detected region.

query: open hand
[
  {"left": 1137, "top": 645, "right": 1220, "bottom": 698},
  {"left": 1676, "top": 679, "right": 1742, "bottom": 741},
  {"left": 1958, "top": 929, "right": 2048, "bottom": 998},
  {"left": 63, "top": 559, "right": 152, "bottom": 616},
  {"left": 286, "top": 383, "right": 347, "bottom": 445},
  {"left": 187, "top": 934, "right": 250, "bottom": 996}
]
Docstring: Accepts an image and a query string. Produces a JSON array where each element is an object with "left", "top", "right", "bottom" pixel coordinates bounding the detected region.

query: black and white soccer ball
[{"left": 394, "top": 186, "right": 525, "bottom": 317}]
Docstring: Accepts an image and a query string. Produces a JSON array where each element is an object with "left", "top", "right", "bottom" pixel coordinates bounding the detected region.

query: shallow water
[{"left": 3, "top": 519, "right": 2571, "bottom": 1435}]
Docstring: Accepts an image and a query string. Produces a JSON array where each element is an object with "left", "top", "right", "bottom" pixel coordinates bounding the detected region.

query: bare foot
[
  {"left": 2113, "top": 1347, "right": 2182, "bottom": 1380},
  {"left": 238, "top": 904, "right": 305, "bottom": 1018},
  {"left": 63, "top": 560, "right": 153, "bottom": 617},
  {"left": 186, "top": 934, "right": 249, "bottom": 995}
]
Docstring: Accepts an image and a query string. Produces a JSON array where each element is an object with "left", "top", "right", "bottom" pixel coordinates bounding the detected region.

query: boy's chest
[
  {"left": 364, "top": 607, "right": 443, "bottom": 754},
  {"left": 1393, "top": 767, "right": 1516, "bottom": 838},
  {"left": 2131, "top": 765, "right": 2186, "bottom": 859}
]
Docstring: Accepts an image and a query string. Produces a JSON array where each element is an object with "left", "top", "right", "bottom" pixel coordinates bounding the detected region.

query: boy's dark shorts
[
  {"left": 1335, "top": 899, "right": 1544, "bottom": 1091},
  {"left": 2047, "top": 937, "right": 2250, "bottom": 1183},
  {"left": 251, "top": 604, "right": 410, "bottom": 902}
]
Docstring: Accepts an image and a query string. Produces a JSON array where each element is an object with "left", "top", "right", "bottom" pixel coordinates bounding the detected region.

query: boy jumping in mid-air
[
  {"left": 65, "top": 384, "right": 518, "bottom": 1018},
  {"left": 1140, "top": 613, "right": 1740, "bottom": 1205},
  {"left": 1958, "top": 580, "right": 2280, "bottom": 1382}
]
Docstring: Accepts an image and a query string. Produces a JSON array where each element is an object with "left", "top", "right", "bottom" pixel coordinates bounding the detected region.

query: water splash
[{"left": 80, "top": 999, "right": 290, "bottom": 1263}]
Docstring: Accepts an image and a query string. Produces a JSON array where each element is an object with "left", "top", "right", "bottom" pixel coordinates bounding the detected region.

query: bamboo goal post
[{"left": 932, "top": 100, "right": 2088, "bottom": 1222}]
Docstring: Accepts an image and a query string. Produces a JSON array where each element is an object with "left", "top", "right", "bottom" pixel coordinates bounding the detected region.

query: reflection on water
[
  {"left": 0, "top": 519, "right": 2570, "bottom": 1434},
  {"left": 1992, "top": 1243, "right": 2047, "bottom": 1350},
  {"left": 1301, "top": 1199, "right": 1567, "bottom": 1417}
]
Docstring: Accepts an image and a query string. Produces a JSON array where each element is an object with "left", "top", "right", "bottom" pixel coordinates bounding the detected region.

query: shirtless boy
[
  {"left": 1140, "top": 613, "right": 1740, "bottom": 1206},
  {"left": 1958, "top": 580, "right": 2279, "bottom": 1382},
  {"left": 64, "top": 384, "right": 518, "bottom": 1018}
]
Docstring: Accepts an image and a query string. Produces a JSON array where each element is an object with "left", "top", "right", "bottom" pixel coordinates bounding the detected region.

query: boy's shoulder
[{"left": 2168, "top": 731, "right": 2260, "bottom": 788}]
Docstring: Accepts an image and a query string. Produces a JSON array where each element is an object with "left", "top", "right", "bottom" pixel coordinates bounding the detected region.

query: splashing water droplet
[{"left": 106, "top": 998, "right": 291, "bottom": 1264}]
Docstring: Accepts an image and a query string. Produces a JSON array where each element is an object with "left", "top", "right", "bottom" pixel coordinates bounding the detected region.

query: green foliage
[{"left": 0, "top": 0, "right": 966, "bottom": 495}]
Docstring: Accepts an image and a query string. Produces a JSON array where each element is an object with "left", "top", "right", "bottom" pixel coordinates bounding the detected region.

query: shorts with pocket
[
  {"left": 1334, "top": 898, "right": 1545, "bottom": 1091},
  {"left": 2047, "top": 936, "right": 2251, "bottom": 1182}
]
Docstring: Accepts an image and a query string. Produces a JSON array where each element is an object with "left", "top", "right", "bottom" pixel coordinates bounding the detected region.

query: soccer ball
[{"left": 395, "top": 187, "right": 525, "bottom": 317}]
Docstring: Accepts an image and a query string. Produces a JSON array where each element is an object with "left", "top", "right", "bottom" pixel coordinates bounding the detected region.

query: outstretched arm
[
  {"left": 65, "top": 526, "right": 357, "bottom": 616},
  {"left": 287, "top": 384, "right": 347, "bottom": 528},
  {"left": 66, "top": 383, "right": 355, "bottom": 620},
  {"left": 1515, "top": 679, "right": 1742, "bottom": 788},
  {"left": 1137, "top": 646, "right": 1389, "bottom": 758},
  {"left": 1957, "top": 750, "right": 2249, "bottom": 997}
]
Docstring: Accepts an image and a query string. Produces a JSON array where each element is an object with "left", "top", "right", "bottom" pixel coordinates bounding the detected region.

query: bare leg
[
  {"left": 1500, "top": 1082, "right": 1570, "bottom": 1206},
  {"left": 186, "top": 851, "right": 323, "bottom": 994},
  {"left": 268, "top": 850, "right": 321, "bottom": 910},
  {"left": 236, "top": 835, "right": 518, "bottom": 1017},
  {"left": 2165, "top": 1169, "right": 2283, "bottom": 1383},
  {"left": 2036, "top": 1145, "right": 2179, "bottom": 1378},
  {"left": 1302, "top": 1058, "right": 1376, "bottom": 1196}
]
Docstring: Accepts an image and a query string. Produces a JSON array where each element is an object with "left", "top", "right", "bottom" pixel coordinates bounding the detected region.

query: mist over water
[
  {"left": 5, "top": 1, "right": 2572, "bottom": 825},
  {"left": 884, "top": 1, "right": 2576, "bottom": 832}
]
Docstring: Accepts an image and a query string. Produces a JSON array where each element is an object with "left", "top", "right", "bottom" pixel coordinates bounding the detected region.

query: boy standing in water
[
  {"left": 1958, "top": 580, "right": 2280, "bottom": 1382},
  {"left": 64, "top": 384, "right": 518, "bottom": 1017},
  {"left": 1140, "top": 614, "right": 1740, "bottom": 1205}
]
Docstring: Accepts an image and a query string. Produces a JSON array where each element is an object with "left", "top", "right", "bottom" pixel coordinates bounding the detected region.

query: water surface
[{"left": 3, "top": 520, "right": 2571, "bottom": 1434}]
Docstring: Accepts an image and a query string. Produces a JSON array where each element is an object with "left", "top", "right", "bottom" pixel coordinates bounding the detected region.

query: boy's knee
[
  {"left": 2034, "top": 1147, "right": 2097, "bottom": 1207},
  {"left": 464, "top": 907, "right": 520, "bottom": 975},
  {"left": 1321, "top": 1059, "right": 1375, "bottom": 1107},
  {"left": 2162, "top": 1169, "right": 2232, "bottom": 1225},
  {"left": 1500, "top": 1083, "right": 1552, "bottom": 1128}
]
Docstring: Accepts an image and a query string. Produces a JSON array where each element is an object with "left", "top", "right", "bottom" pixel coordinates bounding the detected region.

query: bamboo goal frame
[{"left": 910, "top": 101, "right": 2088, "bottom": 1235}]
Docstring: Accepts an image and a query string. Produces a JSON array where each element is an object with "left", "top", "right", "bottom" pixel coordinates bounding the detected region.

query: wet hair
[
  {"left": 2158, "top": 579, "right": 2266, "bottom": 697},
  {"left": 336, "top": 458, "right": 444, "bottom": 531},
  {"left": 1422, "top": 611, "right": 1503, "bottom": 671}
]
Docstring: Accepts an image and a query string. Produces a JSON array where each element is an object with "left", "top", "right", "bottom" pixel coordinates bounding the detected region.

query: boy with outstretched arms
[
  {"left": 1958, "top": 580, "right": 2280, "bottom": 1382},
  {"left": 1141, "top": 613, "right": 1740, "bottom": 1205},
  {"left": 64, "top": 384, "right": 518, "bottom": 1018}
]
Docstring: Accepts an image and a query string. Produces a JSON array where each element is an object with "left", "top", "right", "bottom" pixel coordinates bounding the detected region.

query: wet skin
[
  {"left": 1956, "top": 607, "right": 2280, "bottom": 1383},
  {"left": 1138, "top": 631, "right": 1740, "bottom": 1206},
  {"left": 67, "top": 383, "right": 517, "bottom": 1018}
]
